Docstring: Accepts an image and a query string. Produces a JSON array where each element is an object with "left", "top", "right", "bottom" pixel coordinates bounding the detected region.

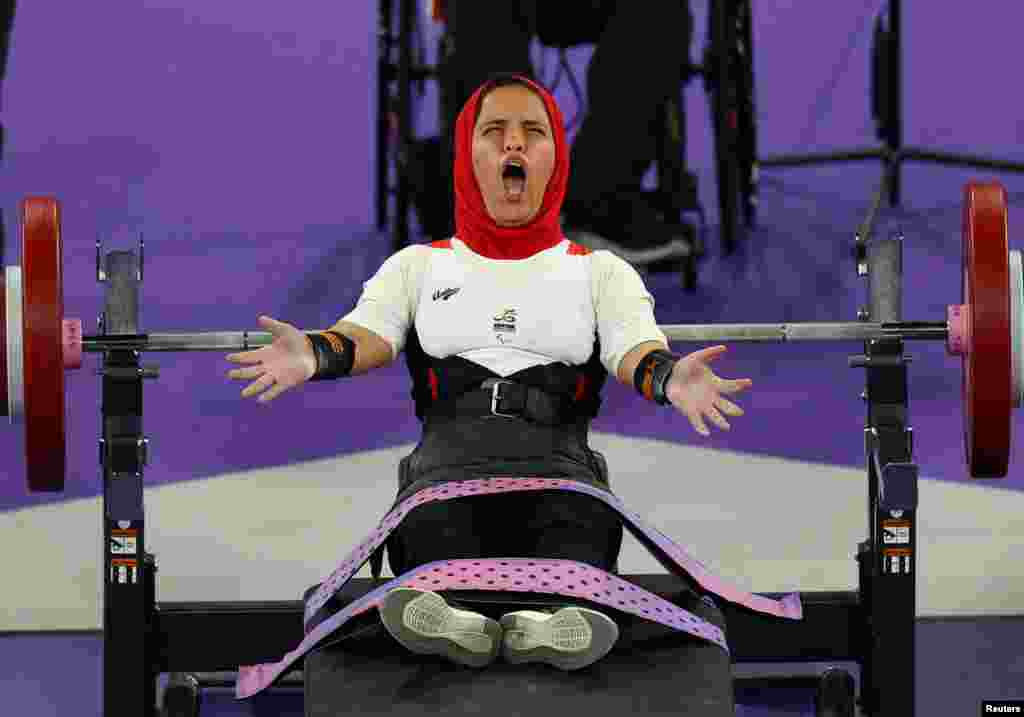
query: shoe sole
[
  {"left": 500, "top": 607, "right": 620, "bottom": 671},
  {"left": 379, "top": 588, "right": 502, "bottom": 668}
]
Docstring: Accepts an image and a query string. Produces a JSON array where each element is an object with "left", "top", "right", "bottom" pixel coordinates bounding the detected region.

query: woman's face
[{"left": 471, "top": 84, "right": 556, "bottom": 227}]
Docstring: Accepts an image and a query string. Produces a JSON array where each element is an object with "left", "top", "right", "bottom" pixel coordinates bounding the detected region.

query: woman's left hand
[{"left": 665, "top": 345, "right": 753, "bottom": 437}]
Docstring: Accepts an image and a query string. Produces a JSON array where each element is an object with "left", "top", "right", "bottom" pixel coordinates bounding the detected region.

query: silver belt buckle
[{"left": 487, "top": 379, "right": 518, "bottom": 418}]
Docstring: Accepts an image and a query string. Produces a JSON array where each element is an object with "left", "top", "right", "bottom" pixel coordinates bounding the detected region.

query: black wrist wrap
[
  {"left": 305, "top": 331, "right": 355, "bottom": 381},
  {"left": 633, "top": 349, "right": 680, "bottom": 405}
]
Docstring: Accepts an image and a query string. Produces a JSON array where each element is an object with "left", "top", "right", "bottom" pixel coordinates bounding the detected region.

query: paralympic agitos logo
[{"left": 493, "top": 309, "right": 516, "bottom": 343}]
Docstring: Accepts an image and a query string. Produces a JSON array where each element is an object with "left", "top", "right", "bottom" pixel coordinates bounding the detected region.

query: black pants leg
[
  {"left": 564, "top": 0, "right": 694, "bottom": 205},
  {"left": 386, "top": 491, "right": 623, "bottom": 577},
  {"left": 442, "top": 1, "right": 536, "bottom": 122},
  {"left": 386, "top": 493, "right": 485, "bottom": 576},
  {"left": 0, "top": 0, "right": 16, "bottom": 267},
  {"left": 432, "top": 1, "right": 693, "bottom": 239},
  {"left": 0, "top": 0, "right": 15, "bottom": 81},
  {"left": 523, "top": 492, "right": 623, "bottom": 572},
  {"left": 433, "top": 1, "right": 537, "bottom": 241}
]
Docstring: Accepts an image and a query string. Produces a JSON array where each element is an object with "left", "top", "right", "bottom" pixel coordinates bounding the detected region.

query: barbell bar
[
  {"left": 67, "top": 320, "right": 948, "bottom": 353},
  {"left": 1, "top": 182, "right": 1017, "bottom": 492},
  {"left": 15, "top": 319, "right": 940, "bottom": 363}
]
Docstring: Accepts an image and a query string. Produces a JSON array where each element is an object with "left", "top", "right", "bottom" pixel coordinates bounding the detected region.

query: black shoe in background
[{"left": 562, "top": 193, "right": 696, "bottom": 266}]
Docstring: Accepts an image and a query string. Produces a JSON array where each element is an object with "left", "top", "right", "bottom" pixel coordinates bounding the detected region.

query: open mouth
[{"left": 501, "top": 162, "right": 527, "bottom": 200}]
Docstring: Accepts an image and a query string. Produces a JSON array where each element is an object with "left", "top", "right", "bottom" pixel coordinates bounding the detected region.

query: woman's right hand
[{"left": 225, "top": 315, "right": 317, "bottom": 403}]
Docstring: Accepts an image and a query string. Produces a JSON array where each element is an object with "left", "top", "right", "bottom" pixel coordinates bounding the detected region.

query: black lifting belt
[{"left": 431, "top": 378, "right": 570, "bottom": 426}]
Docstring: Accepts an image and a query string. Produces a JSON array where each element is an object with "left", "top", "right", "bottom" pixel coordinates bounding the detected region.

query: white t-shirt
[{"left": 340, "top": 237, "right": 668, "bottom": 379}]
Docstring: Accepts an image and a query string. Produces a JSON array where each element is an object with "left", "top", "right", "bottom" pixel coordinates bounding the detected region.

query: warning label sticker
[
  {"left": 110, "top": 558, "right": 139, "bottom": 585},
  {"left": 882, "top": 526, "right": 909, "bottom": 544},
  {"left": 882, "top": 547, "right": 912, "bottom": 575},
  {"left": 110, "top": 534, "right": 137, "bottom": 555},
  {"left": 110, "top": 528, "right": 138, "bottom": 557},
  {"left": 882, "top": 521, "right": 911, "bottom": 545},
  {"left": 881, "top": 551, "right": 913, "bottom": 575}
]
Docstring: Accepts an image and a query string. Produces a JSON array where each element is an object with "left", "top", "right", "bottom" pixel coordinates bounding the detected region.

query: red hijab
[{"left": 452, "top": 75, "right": 569, "bottom": 260}]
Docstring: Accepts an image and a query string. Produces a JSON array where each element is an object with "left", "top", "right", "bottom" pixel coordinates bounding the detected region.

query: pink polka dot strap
[
  {"left": 234, "top": 478, "right": 804, "bottom": 700},
  {"left": 303, "top": 478, "right": 802, "bottom": 628}
]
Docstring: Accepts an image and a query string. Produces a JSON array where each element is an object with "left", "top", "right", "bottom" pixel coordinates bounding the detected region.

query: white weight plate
[{"left": 5, "top": 265, "right": 23, "bottom": 424}]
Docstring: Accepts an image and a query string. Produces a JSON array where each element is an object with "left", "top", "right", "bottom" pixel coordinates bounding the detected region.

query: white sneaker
[
  {"left": 379, "top": 588, "right": 503, "bottom": 668},
  {"left": 500, "top": 606, "right": 619, "bottom": 671}
]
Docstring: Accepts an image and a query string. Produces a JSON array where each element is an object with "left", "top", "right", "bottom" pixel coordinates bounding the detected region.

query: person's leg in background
[
  {"left": 549, "top": 0, "right": 697, "bottom": 264},
  {"left": 0, "top": 1, "right": 14, "bottom": 88},
  {"left": 431, "top": 1, "right": 607, "bottom": 244},
  {"left": 426, "top": 0, "right": 537, "bottom": 242},
  {"left": 0, "top": 0, "right": 18, "bottom": 266}
]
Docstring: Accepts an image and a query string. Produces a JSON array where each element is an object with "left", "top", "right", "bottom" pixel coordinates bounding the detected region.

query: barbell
[{"left": 1, "top": 182, "right": 1018, "bottom": 493}]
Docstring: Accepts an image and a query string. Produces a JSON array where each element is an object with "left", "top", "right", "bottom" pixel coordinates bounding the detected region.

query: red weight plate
[
  {"left": 22, "top": 196, "right": 66, "bottom": 492},
  {"left": 962, "top": 181, "right": 1012, "bottom": 478},
  {"left": 1, "top": 267, "right": 7, "bottom": 418}
]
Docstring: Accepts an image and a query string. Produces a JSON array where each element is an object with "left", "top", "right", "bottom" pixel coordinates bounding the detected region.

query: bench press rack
[{"left": 84, "top": 179, "right": 918, "bottom": 716}]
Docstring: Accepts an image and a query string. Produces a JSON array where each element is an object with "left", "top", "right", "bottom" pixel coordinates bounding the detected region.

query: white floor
[{"left": 3, "top": 432, "right": 1023, "bottom": 631}]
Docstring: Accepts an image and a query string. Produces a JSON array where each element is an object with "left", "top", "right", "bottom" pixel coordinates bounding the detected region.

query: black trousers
[
  {"left": 428, "top": 0, "right": 694, "bottom": 238},
  {"left": 0, "top": 1, "right": 14, "bottom": 81},
  {"left": 0, "top": 1, "right": 16, "bottom": 267},
  {"left": 386, "top": 490, "right": 625, "bottom": 577}
]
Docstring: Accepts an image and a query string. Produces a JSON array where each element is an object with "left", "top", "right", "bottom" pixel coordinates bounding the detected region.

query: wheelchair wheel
[
  {"left": 870, "top": 8, "right": 894, "bottom": 148},
  {"left": 815, "top": 667, "right": 856, "bottom": 717},
  {"left": 706, "top": 0, "right": 757, "bottom": 255},
  {"left": 735, "top": 0, "right": 758, "bottom": 230}
]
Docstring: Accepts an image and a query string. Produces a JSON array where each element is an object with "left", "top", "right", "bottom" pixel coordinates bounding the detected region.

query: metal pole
[
  {"left": 78, "top": 321, "right": 949, "bottom": 354},
  {"left": 868, "top": 236, "right": 903, "bottom": 323},
  {"left": 860, "top": 227, "right": 915, "bottom": 717},
  {"left": 661, "top": 322, "right": 942, "bottom": 343},
  {"left": 83, "top": 332, "right": 275, "bottom": 352},
  {"left": 887, "top": 0, "right": 903, "bottom": 206},
  {"left": 100, "top": 250, "right": 153, "bottom": 716}
]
